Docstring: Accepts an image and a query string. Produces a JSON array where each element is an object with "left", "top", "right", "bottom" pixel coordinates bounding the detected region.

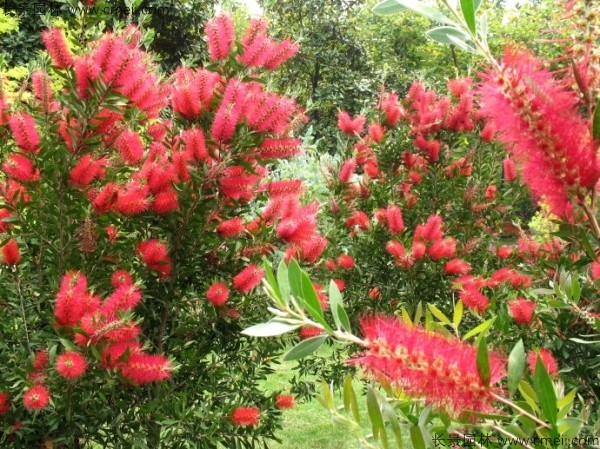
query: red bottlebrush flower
[
  {"left": 386, "top": 205, "right": 405, "bottom": 234},
  {"left": 233, "top": 265, "right": 264, "bottom": 293},
  {"left": 206, "top": 282, "right": 229, "bottom": 306},
  {"left": 346, "top": 210, "right": 370, "bottom": 230},
  {"left": 205, "top": 14, "right": 235, "bottom": 61},
  {"left": 517, "top": 237, "right": 540, "bottom": 260},
  {"left": 478, "top": 48, "right": 599, "bottom": 218},
  {"left": 231, "top": 406, "right": 261, "bottom": 426},
  {"left": 368, "top": 123, "right": 384, "bottom": 142},
  {"left": 216, "top": 218, "right": 245, "bottom": 238},
  {"left": 73, "top": 56, "right": 99, "bottom": 99},
  {"left": 337, "top": 254, "right": 355, "bottom": 270},
  {"left": 238, "top": 33, "right": 275, "bottom": 68},
  {"left": 421, "top": 214, "right": 444, "bottom": 242},
  {"left": 101, "top": 284, "right": 142, "bottom": 316},
  {"left": 0, "top": 392, "right": 10, "bottom": 415},
  {"left": 484, "top": 185, "right": 497, "bottom": 200},
  {"left": 448, "top": 77, "right": 471, "bottom": 97},
  {"left": 90, "top": 183, "right": 118, "bottom": 213},
  {"left": 31, "top": 70, "right": 57, "bottom": 113},
  {"left": 115, "top": 130, "right": 145, "bottom": 165},
  {"left": 33, "top": 350, "right": 49, "bottom": 371},
  {"left": 54, "top": 271, "right": 90, "bottom": 327},
  {"left": 114, "top": 182, "right": 150, "bottom": 215},
  {"left": 258, "top": 138, "right": 302, "bottom": 160},
  {"left": 0, "top": 208, "right": 13, "bottom": 233},
  {"left": 325, "top": 259, "right": 337, "bottom": 271},
  {"left": 496, "top": 245, "right": 512, "bottom": 259},
  {"left": 353, "top": 316, "right": 505, "bottom": 417},
  {"left": 111, "top": 270, "right": 133, "bottom": 288},
  {"left": 502, "top": 158, "right": 517, "bottom": 182},
  {"left": 70, "top": 154, "right": 107, "bottom": 187},
  {"left": 263, "top": 39, "right": 300, "bottom": 70},
  {"left": 480, "top": 122, "right": 496, "bottom": 142},
  {"left": 380, "top": 92, "right": 404, "bottom": 126},
  {"left": 275, "top": 394, "right": 295, "bottom": 409},
  {"left": 41, "top": 28, "right": 74, "bottom": 69},
  {"left": 105, "top": 225, "right": 119, "bottom": 242},
  {"left": 2, "top": 153, "right": 39, "bottom": 182},
  {"left": 297, "top": 235, "right": 328, "bottom": 264},
  {"left": 182, "top": 128, "right": 208, "bottom": 162},
  {"left": 527, "top": 348, "right": 558, "bottom": 376},
  {"left": 299, "top": 326, "right": 324, "bottom": 340},
  {"left": 508, "top": 298, "right": 536, "bottom": 325},
  {"left": 171, "top": 67, "right": 220, "bottom": 119},
  {"left": 137, "top": 239, "right": 170, "bottom": 267},
  {"left": 56, "top": 352, "right": 87, "bottom": 379},
  {"left": 333, "top": 279, "right": 345, "bottom": 292},
  {"left": 592, "top": 261, "right": 600, "bottom": 280},
  {"left": 245, "top": 91, "right": 297, "bottom": 134},
  {"left": 23, "top": 385, "right": 50, "bottom": 411},
  {"left": 386, "top": 240, "right": 406, "bottom": 258},
  {"left": 459, "top": 287, "right": 489, "bottom": 313},
  {"left": 101, "top": 340, "right": 141, "bottom": 369},
  {"left": 412, "top": 241, "right": 426, "bottom": 259},
  {"left": 267, "top": 179, "right": 304, "bottom": 198},
  {"left": 339, "top": 158, "right": 357, "bottom": 183},
  {"left": 1, "top": 239, "right": 21, "bottom": 265},
  {"left": 337, "top": 111, "right": 366, "bottom": 136},
  {"left": 427, "top": 237, "right": 457, "bottom": 260},
  {"left": 241, "top": 18, "right": 269, "bottom": 48},
  {"left": 152, "top": 188, "right": 179, "bottom": 214},
  {"left": 120, "top": 353, "right": 172, "bottom": 384},
  {"left": 369, "top": 287, "right": 381, "bottom": 300},
  {"left": 8, "top": 113, "right": 41, "bottom": 153},
  {"left": 444, "top": 258, "right": 472, "bottom": 276}
]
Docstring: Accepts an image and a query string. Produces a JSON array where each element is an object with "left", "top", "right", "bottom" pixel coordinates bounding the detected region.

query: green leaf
[
  {"left": 593, "top": 98, "right": 600, "bottom": 140},
  {"left": 533, "top": 356, "right": 558, "bottom": 429},
  {"left": 476, "top": 336, "right": 490, "bottom": 387},
  {"left": 414, "top": 301, "right": 423, "bottom": 324},
  {"left": 276, "top": 259, "right": 290, "bottom": 304},
  {"left": 473, "top": 0, "right": 483, "bottom": 13},
  {"left": 372, "top": 0, "right": 408, "bottom": 15},
  {"left": 264, "top": 261, "right": 283, "bottom": 305},
  {"left": 287, "top": 259, "right": 303, "bottom": 299},
  {"left": 380, "top": 398, "right": 403, "bottom": 448},
  {"left": 463, "top": 317, "right": 496, "bottom": 340},
  {"left": 446, "top": 34, "right": 477, "bottom": 53},
  {"left": 409, "top": 425, "right": 426, "bottom": 449},
  {"left": 241, "top": 321, "right": 300, "bottom": 337},
  {"left": 367, "top": 387, "right": 384, "bottom": 439},
  {"left": 427, "top": 303, "right": 451, "bottom": 325},
  {"left": 460, "top": 0, "right": 476, "bottom": 34},
  {"left": 426, "top": 26, "right": 471, "bottom": 45},
  {"left": 507, "top": 340, "right": 526, "bottom": 396},
  {"left": 299, "top": 270, "right": 329, "bottom": 329},
  {"left": 373, "top": 0, "right": 454, "bottom": 25},
  {"left": 343, "top": 375, "right": 361, "bottom": 424},
  {"left": 329, "top": 280, "right": 351, "bottom": 331},
  {"left": 283, "top": 335, "right": 327, "bottom": 361},
  {"left": 453, "top": 300, "right": 463, "bottom": 327}
]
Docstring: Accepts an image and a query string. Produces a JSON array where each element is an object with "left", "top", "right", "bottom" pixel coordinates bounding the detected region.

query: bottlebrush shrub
[
  {"left": 316, "top": 79, "right": 533, "bottom": 322},
  {"left": 0, "top": 15, "right": 319, "bottom": 448}
]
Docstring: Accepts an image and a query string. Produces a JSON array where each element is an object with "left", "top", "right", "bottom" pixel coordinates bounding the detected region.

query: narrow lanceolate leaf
[
  {"left": 343, "top": 375, "right": 361, "bottom": 424},
  {"left": 446, "top": 34, "right": 477, "bottom": 53},
  {"left": 276, "top": 259, "right": 291, "bottom": 304},
  {"left": 460, "top": 0, "right": 477, "bottom": 34},
  {"left": 453, "top": 300, "right": 464, "bottom": 327},
  {"left": 367, "top": 387, "right": 385, "bottom": 440},
  {"left": 372, "top": 0, "right": 408, "bottom": 15},
  {"left": 533, "top": 357, "right": 558, "bottom": 429},
  {"left": 427, "top": 303, "right": 451, "bottom": 325},
  {"left": 263, "top": 261, "right": 282, "bottom": 304},
  {"left": 380, "top": 399, "right": 404, "bottom": 448},
  {"left": 507, "top": 340, "right": 526, "bottom": 396},
  {"left": 426, "top": 26, "right": 471, "bottom": 46},
  {"left": 476, "top": 336, "right": 490, "bottom": 386},
  {"left": 329, "top": 280, "right": 351, "bottom": 331},
  {"left": 409, "top": 425, "right": 426, "bottom": 449},
  {"left": 241, "top": 321, "right": 300, "bottom": 337},
  {"left": 463, "top": 316, "right": 496, "bottom": 340},
  {"left": 283, "top": 335, "right": 327, "bottom": 361},
  {"left": 299, "top": 270, "right": 330, "bottom": 330},
  {"left": 374, "top": 0, "right": 455, "bottom": 25}
]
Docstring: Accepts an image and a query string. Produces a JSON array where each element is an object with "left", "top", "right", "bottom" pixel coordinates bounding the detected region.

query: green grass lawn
[{"left": 262, "top": 354, "right": 369, "bottom": 449}]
